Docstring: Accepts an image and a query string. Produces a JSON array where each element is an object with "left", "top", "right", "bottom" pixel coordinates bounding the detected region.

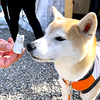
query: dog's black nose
[{"left": 27, "top": 43, "right": 36, "bottom": 52}]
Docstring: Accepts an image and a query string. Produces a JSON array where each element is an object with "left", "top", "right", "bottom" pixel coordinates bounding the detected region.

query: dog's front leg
[{"left": 60, "top": 78, "right": 70, "bottom": 100}]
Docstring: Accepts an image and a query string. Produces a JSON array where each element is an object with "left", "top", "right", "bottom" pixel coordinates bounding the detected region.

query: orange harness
[
  {"left": 63, "top": 75, "right": 95, "bottom": 91},
  {"left": 63, "top": 73, "right": 96, "bottom": 100},
  {"left": 63, "top": 44, "right": 100, "bottom": 100}
]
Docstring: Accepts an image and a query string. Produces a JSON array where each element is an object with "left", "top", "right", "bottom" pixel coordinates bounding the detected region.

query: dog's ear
[
  {"left": 76, "top": 12, "right": 97, "bottom": 39},
  {"left": 52, "top": 6, "right": 65, "bottom": 20}
]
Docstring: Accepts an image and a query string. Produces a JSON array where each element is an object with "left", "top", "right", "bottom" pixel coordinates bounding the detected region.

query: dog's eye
[{"left": 55, "top": 37, "right": 66, "bottom": 41}]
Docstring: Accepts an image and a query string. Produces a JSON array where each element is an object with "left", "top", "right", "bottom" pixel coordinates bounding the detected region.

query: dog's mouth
[
  {"left": 32, "top": 56, "right": 42, "bottom": 60},
  {"left": 31, "top": 55, "right": 54, "bottom": 61}
]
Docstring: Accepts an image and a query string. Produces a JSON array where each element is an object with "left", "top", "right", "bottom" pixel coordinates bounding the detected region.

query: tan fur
[
  {"left": 52, "top": 7, "right": 99, "bottom": 100},
  {"left": 27, "top": 6, "right": 100, "bottom": 100},
  {"left": 52, "top": 10, "right": 97, "bottom": 81}
]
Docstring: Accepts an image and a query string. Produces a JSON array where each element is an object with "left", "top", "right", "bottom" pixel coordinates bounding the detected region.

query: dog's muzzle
[{"left": 27, "top": 43, "right": 36, "bottom": 52}]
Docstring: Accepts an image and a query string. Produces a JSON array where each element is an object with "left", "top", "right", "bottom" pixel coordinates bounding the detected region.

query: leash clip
[{"left": 68, "top": 82, "right": 73, "bottom": 100}]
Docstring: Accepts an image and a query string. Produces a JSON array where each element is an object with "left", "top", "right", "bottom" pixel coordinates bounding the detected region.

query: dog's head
[{"left": 27, "top": 7, "right": 97, "bottom": 64}]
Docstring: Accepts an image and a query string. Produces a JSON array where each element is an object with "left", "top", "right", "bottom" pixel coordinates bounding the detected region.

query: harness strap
[
  {"left": 62, "top": 63, "right": 100, "bottom": 93},
  {"left": 82, "top": 76, "right": 100, "bottom": 93},
  {"left": 63, "top": 75, "right": 95, "bottom": 91},
  {"left": 63, "top": 44, "right": 100, "bottom": 94},
  {"left": 79, "top": 63, "right": 94, "bottom": 81}
]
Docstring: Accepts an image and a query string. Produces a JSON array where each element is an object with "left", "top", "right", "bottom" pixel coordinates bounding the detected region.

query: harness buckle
[{"left": 68, "top": 82, "right": 73, "bottom": 100}]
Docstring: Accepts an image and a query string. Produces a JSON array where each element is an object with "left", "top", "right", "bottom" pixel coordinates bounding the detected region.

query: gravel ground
[
  {"left": 0, "top": 24, "right": 62, "bottom": 100},
  {"left": 0, "top": 21, "right": 100, "bottom": 100}
]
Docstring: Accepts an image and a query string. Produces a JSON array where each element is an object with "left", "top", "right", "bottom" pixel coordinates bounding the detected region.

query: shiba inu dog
[{"left": 27, "top": 6, "right": 100, "bottom": 100}]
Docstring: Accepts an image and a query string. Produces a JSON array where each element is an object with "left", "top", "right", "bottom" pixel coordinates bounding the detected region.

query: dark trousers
[
  {"left": 89, "top": 0, "right": 100, "bottom": 15},
  {"left": 2, "top": 0, "right": 44, "bottom": 41}
]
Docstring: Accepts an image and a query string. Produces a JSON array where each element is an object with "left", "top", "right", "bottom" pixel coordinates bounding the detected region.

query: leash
[
  {"left": 65, "top": 81, "right": 82, "bottom": 100},
  {"left": 67, "top": 82, "right": 73, "bottom": 100},
  {"left": 63, "top": 63, "right": 95, "bottom": 99},
  {"left": 63, "top": 53, "right": 100, "bottom": 99}
]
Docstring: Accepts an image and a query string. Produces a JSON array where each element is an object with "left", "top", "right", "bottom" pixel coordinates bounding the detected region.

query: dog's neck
[{"left": 54, "top": 37, "right": 96, "bottom": 82}]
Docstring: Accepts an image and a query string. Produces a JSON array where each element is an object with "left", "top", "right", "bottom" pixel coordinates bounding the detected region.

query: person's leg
[
  {"left": 89, "top": 0, "right": 100, "bottom": 15},
  {"left": 23, "top": 0, "right": 44, "bottom": 39},
  {"left": 8, "top": 0, "right": 21, "bottom": 41}
]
